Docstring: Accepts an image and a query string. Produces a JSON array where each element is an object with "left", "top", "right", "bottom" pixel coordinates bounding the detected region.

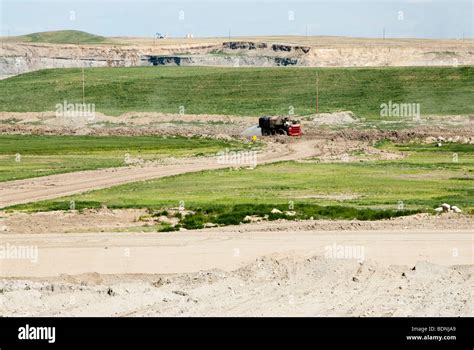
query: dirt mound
[
  {"left": 319, "top": 127, "right": 474, "bottom": 144},
  {"left": 0, "top": 209, "right": 148, "bottom": 234},
  {"left": 2, "top": 111, "right": 473, "bottom": 141},
  {"left": 1, "top": 253, "right": 471, "bottom": 316},
  {"left": 311, "top": 111, "right": 358, "bottom": 125},
  {"left": 0, "top": 111, "right": 252, "bottom": 137}
]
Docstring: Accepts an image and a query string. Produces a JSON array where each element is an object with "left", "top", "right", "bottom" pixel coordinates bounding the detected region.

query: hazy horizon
[{"left": 1, "top": 0, "right": 473, "bottom": 40}]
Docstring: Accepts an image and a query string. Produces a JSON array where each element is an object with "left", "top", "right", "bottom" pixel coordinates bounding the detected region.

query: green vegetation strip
[
  {"left": 10, "top": 30, "right": 107, "bottom": 44},
  {"left": 10, "top": 143, "right": 473, "bottom": 227},
  {"left": 154, "top": 205, "right": 420, "bottom": 231},
  {"left": 1, "top": 66, "right": 472, "bottom": 118},
  {"left": 0, "top": 135, "right": 246, "bottom": 182}
]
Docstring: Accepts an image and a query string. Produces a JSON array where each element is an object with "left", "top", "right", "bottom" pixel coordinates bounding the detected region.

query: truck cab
[{"left": 259, "top": 116, "right": 302, "bottom": 136}]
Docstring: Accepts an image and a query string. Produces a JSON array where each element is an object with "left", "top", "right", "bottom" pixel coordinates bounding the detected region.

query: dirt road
[
  {"left": 0, "top": 140, "right": 318, "bottom": 208},
  {"left": 1, "top": 228, "right": 471, "bottom": 278},
  {"left": 0, "top": 136, "right": 472, "bottom": 316}
]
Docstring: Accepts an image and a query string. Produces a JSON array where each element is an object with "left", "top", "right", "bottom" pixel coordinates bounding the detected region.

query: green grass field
[
  {"left": 1, "top": 66, "right": 472, "bottom": 119},
  {"left": 0, "top": 135, "right": 246, "bottom": 182},
  {"left": 11, "top": 143, "right": 473, "bottom": 226}
]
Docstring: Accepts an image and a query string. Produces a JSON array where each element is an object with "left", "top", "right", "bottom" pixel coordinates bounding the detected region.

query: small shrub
[{"left": 158, "top": 223, "right": 180, "bottom": 232}]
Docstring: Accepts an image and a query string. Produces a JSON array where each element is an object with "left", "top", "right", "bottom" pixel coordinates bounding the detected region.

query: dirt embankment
[
  {"left": 0, "top": 111, "right": 252, "bottom": 137},
  {"left": 2, "top": 38, "right": 473, "bottom": 77},
  {"left": 1, "top": 111, "right": 473, "bottom": 142},
  {"left": 1, "top": 211, "right": 472, "bottom": 316},
  {"left": 1, "top": 248, "right": 472, "bottom": 316},
  {"left": 1, "top": 208, "right": 473, "bottom": 234}
]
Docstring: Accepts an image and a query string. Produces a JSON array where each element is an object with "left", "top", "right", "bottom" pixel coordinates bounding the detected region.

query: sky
[{"left": 0, "top": 0, "right": 472, "bottom": 39}]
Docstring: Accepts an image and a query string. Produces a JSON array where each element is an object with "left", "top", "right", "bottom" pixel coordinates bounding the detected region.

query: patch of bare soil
[
  {"left": 220, "top": 212, "right": 474, "bottom": 232},
  {"left": 299, "top": 138, "right": 405, "bottom": 162},
  {"left": 1, "top": 253, "right": 471, "bottom": 316},
  {"left": 0, "top": 209, "right": 148, "bottom": 234},
  {"left": 293, "top": 193, "right": 360, "bottom": 201},
  {"left": 310, "top": 111, "right": 359, "bottom": 125},
  {"left": 1, "top": 208, "right": 471, "bottom": 316},
  {"left": 0, "top": 112, "right": 251, "bottom": 137},
  {"left": 1, "top": 112, "right": 473, "bottom": 141},
  {"left": 316, "top": 122, "right": 474, "bottom": 144},
  {"left": 1, "top": 207, "right": 472, "bottom": 234}
]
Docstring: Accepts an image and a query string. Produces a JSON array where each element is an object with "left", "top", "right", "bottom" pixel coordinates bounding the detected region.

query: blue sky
[{"left": 1, "top": 0, "right": 472, "bottom": 39}]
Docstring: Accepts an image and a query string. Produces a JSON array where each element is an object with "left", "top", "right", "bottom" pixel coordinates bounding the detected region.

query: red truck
[{"left": 258, "top": 116, "right": 302, "bottom": 136}]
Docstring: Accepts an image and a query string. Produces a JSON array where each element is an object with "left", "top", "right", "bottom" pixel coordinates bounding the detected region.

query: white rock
[
  {"left": 441, "top": 203, "right": 451, "bottom": 211},
  {"left": 425, "top": 136, "right": 437, "bottom": 144},
  {"left": 285, "top": 211, "right": 296, "bottom": 216},
  {"left": 271, "top": 208, "right": 282, "bottom": 214},
  {"left": 434, "top": 207, "right": 444, "bottom": 213},
  {"left": 451, "top": 206, "right": 462, "bottom": 213}
]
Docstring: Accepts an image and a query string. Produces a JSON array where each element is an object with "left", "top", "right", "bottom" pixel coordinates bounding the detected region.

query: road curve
[{"left": 0, "top": 140, "right": 319, "bottom": 208}]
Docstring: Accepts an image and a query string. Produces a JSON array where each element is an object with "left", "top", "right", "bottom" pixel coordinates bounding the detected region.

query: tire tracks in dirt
[{"left": 0, "top": 140, "right": 319, "bottom": 208}]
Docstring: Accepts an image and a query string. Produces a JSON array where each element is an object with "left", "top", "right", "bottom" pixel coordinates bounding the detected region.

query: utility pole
[
  {"left": 383, "top": 27, "right": 385, "bottom": 40},
  {"left": 316, "top": 72, "right": 319, "bottom": 114},
  {"left": 82, "top": 67, "right": 85, "bottom": 105}
]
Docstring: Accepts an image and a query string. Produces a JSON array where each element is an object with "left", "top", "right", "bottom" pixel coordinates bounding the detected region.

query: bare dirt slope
[
  {"left": 0, "top": 139, "right": 319, "bottom": 208},
  {"left": 2, "top": 36, "right": 473, "bottom": 78},
  {"left": 0, "top": 220, "right": 472, "bottom": 316},
  {"left": 2, "top": 256, "right": 472, "bottom": 317}
]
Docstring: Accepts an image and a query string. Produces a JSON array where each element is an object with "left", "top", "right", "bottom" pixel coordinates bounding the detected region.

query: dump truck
[{"left": 258, "top": 116, "right": 302, "bottom": 136}]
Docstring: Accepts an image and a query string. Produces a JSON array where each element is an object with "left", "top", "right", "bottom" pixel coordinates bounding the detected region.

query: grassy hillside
[
  {"left": 0, "top": 135, "right": 245, "bottom": 182},
  {"left": 11, "top": 143, "right": 474, "bottom": 223},
  {"left": 9, "top": 30, "right": 107, "bottom": 44},
  {"left": 0, "top": 66, "right": 472, "bottom": 118}
]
